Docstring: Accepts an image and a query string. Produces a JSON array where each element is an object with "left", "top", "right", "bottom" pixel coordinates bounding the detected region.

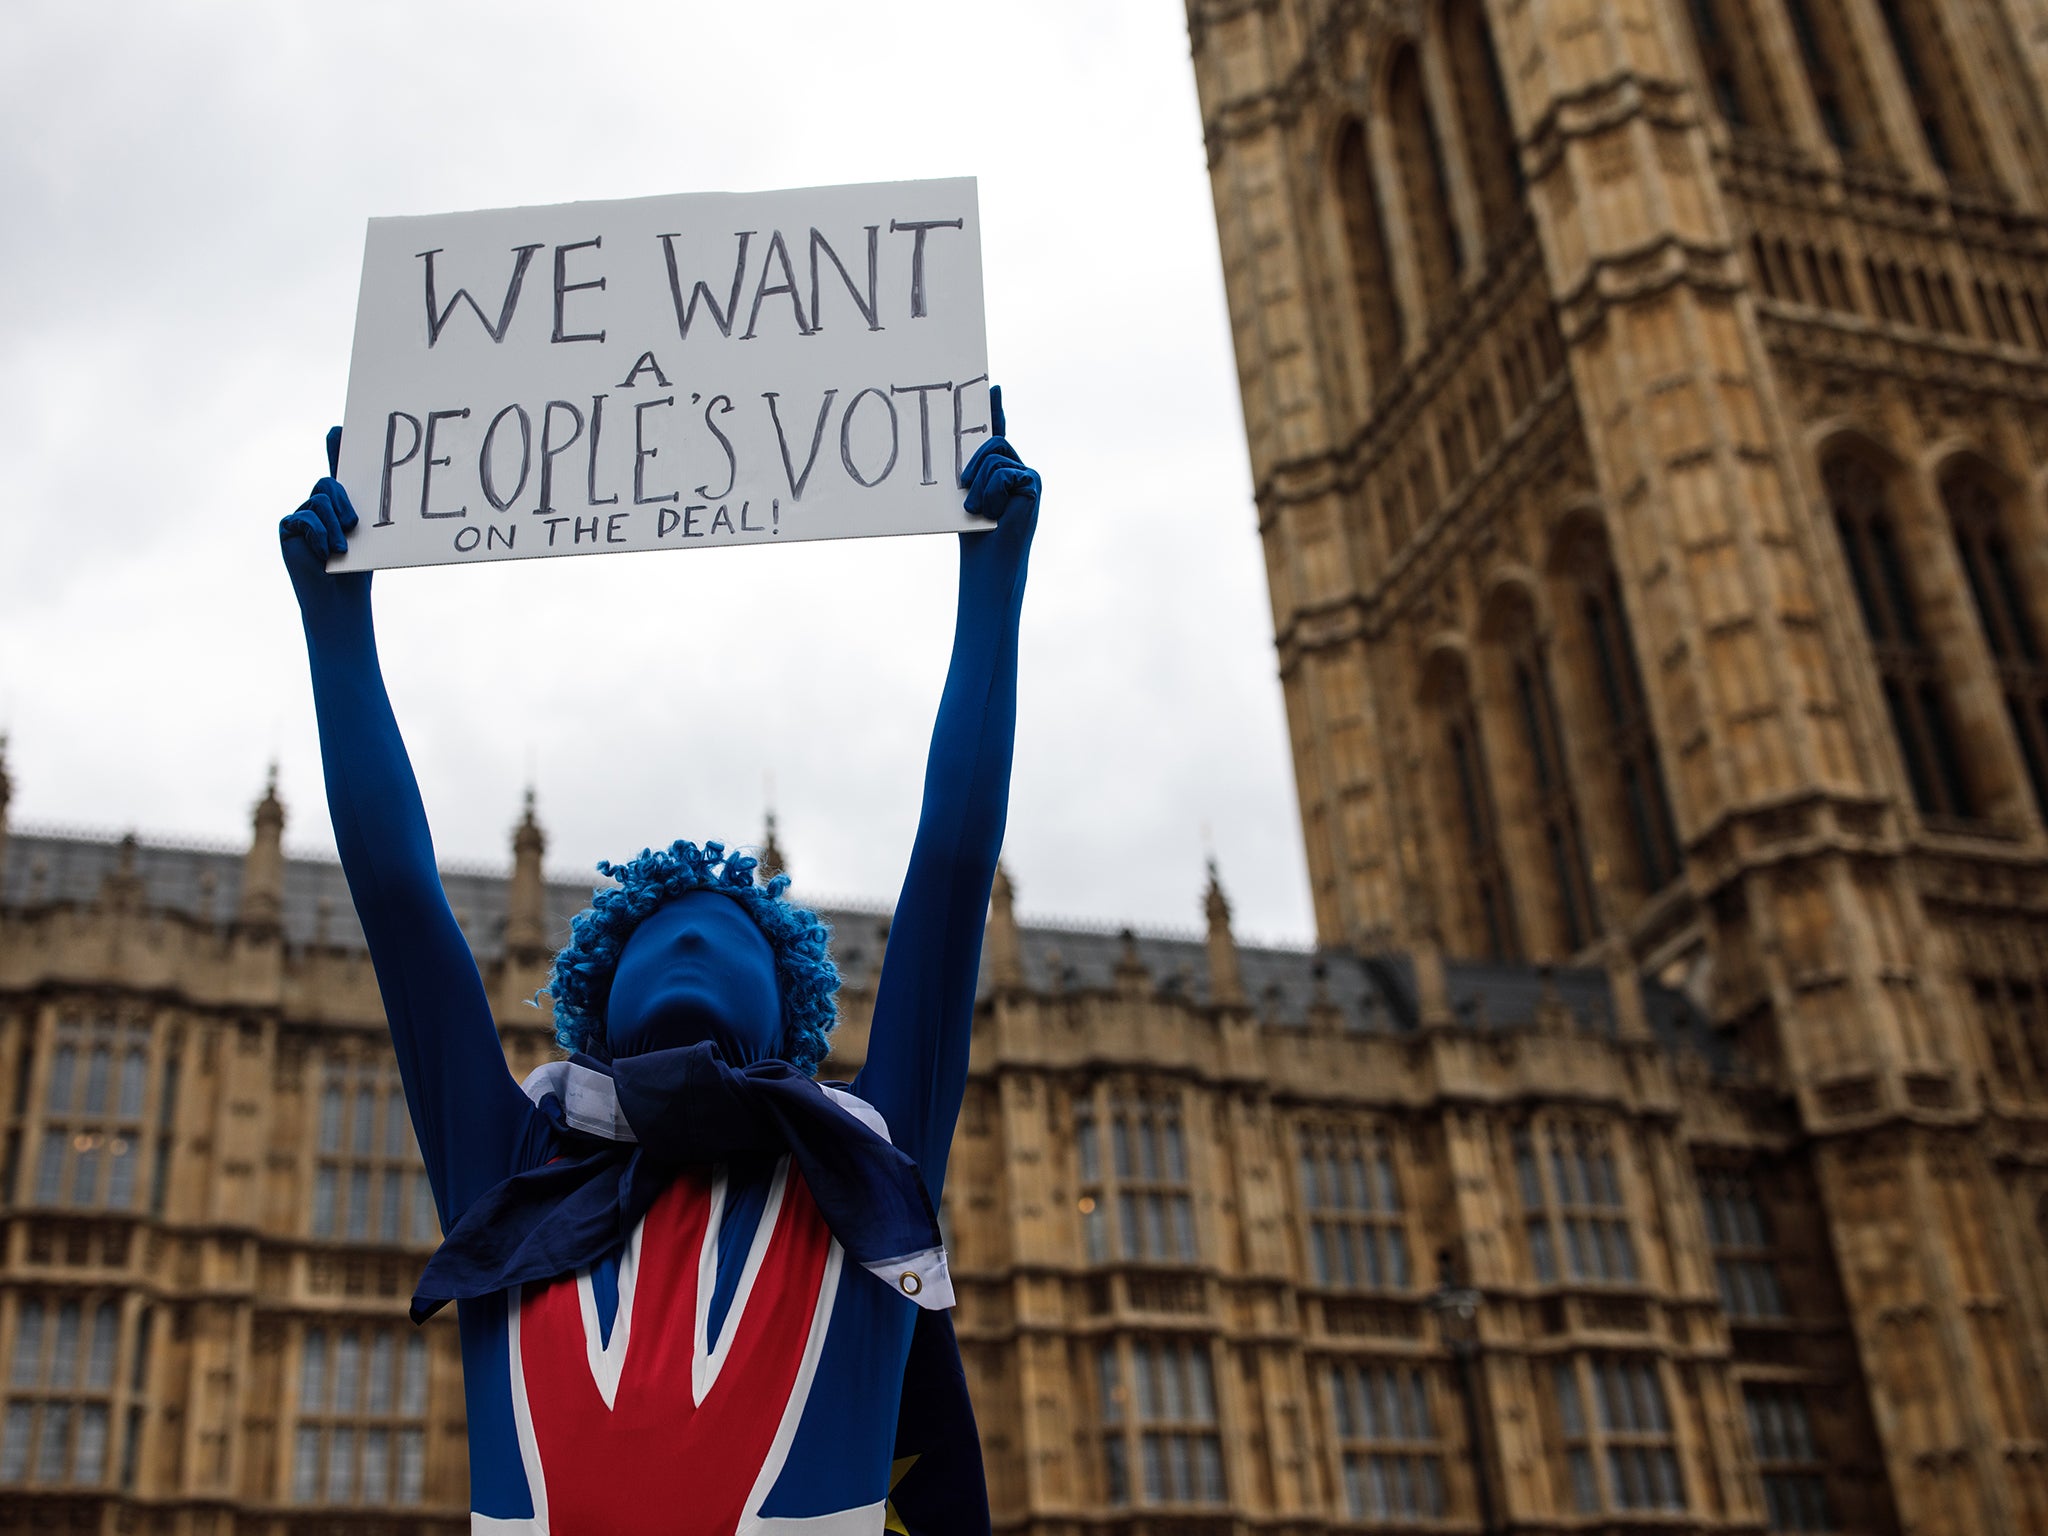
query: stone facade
[
  {"left": 7, "top": 3, "right": 2048, "bottom": 1532},
  {"left": 1189, "top": 0, "right": 2048, "bottom": 1531},
  {"left": 0, "top": 775, "right": 1728, "bottom": 1536}
]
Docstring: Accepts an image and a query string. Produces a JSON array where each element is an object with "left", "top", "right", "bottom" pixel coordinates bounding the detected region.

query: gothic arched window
[
  {"left": 1825, "top": 452, "right": 1975, "bottom": 820},
  {"left": 1502, "top": 606, "right": 1598, "bottom": 952},
  {"left": 1680, "top": 0, "right": 1786, "bottom": 135},
  {"left": 1336, "top": 119, "right": 1405, "bottom": 395},
  {"left": 1869, "top": 0, "right": 1994, "bottom": 190},
  {"left": 1580, "top": 563, "right": 1683, "bottom": 894},
  {"left": 1387, "top": 43, "right": 1465, "bottom": 328},
  {"left": 1782, "top": 0, "right": 1891, "bottom": 164},
  {"left": 1438, "top": 665, "right": 1519, "bottom": 961},
  {"left": 1943, "top": 466, "right": 2048, "bottom": 818},
  {"left": 1442, "top": 0, "right": 1522, "bottom": 255}
]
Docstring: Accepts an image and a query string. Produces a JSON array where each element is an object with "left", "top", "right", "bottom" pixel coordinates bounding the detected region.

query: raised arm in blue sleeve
[
  {"left": 853, "top": 389, "right": 1039, "bottom": 1194},
  {"left": 281, "top": 429, "right": 535, "bottom": 1223}
]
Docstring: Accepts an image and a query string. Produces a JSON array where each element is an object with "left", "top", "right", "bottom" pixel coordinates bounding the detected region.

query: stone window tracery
[
  {"left": 1387, "top": 43, "right": 1464, "bottom": 329},
  {"left": 1096, "top": 1337, "right": 1225, "bottom": 1507},
  {"left": 1869, "top": 0, "right": 1994, "bottom": 190},
  {"left": 1550, "top": 1354, "right": 1686, "bottom": 1513},
  {"left": 1824, "top": 451, "right": 1976, "bottom": 821},
  {"left": 1501, "top": 605, "right": 1598, "bottom": 953},
  {"left": 1296, "top": 1123, "right": 1412, "bottom": 1292},
  {"left": 1570, "top": 548, "right": 1682, "bottom": 898},
  {"left": 1074, "top": 1089, "right": 1198, "bottom": 1265},
  {"left": 2024, "top": 291, "right": 2048, "bottom": 349},
  {"left": 311, "top": 1062, "right": 436, "bottom": 1248},
  {"left": 33, "top": 1015, "right": 151, "bottom": 1213},
  {"left": 1440, "top": 667, "right": 1519, "bottom": 961},
  {"left": 1680, "top": 0, "right": 1786, "bottom": 135},
  {"left": 1, "top": 1295, "right": 123, "bottom": 1487},
  {"left": 1942, "top": 466, "right": 2048, "bottom": 819},
  {"left": 1441, "top": 0, "right": 1522, "bottom": 256},
  {"left": 292, "top": 1325, "right": 428, "bottom": 1505},
  {"left": 1335, "top": 119, "right": 1404, "bottom": 397},
  {"left": 1744, "top": 1384, "right": 1832, "bottom": 1530},
  {"left": 1865, "top": 258, "right": 1908, "bottom": 325},
  {"left": 1781, "top": 0, "right": 1890, "bottom": 164},
  {"left": 1972, "top": 974, "right": 2048, "bottom": 1100},
  {"left": 1699, "top": 1168, "right": 1785, "bottom": 1318},
  {"left": 1515, "top": 1123, "right": 1638, "bottom": 1285},
  {"left": 1976, "top": 280, "right": 2027, "bottom": 347},
  {"left": 1327, "top": 1360, "right": 1446, "bottom": 1519}
]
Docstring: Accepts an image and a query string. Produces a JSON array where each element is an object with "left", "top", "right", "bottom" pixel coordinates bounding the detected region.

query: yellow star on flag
[{"left": 883, "top": 1453, "right": 921, "bottom": 1536}]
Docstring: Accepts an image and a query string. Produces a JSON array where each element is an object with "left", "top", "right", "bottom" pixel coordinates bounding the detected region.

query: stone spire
[
  {"left": 987, "top": 861, "right": 1024, "bottom": 988},
  {"left": 1115, "top": 928, "right": 1151, "bottom": 997},
  {"left": 506, "top": 789, "right": 549, "bottom": 959},
  {"left": 238, "top": 764, "right": 286, "bottom": 933},
  {"left": 1410, "top": 924, "right": 1454, "bottom": 1028},
  {"left": 99, "top": 832, "right": 144, "bottom": 912},
  {"left": 759, "top": 809, "right": 787, "bottom": 885},
  {"left": 1203, "top": 859, "right": 1246, "bottom": 1007}
]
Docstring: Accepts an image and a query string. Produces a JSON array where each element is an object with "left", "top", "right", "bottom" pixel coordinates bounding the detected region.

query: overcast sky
[{"left": 0, "top": 1, "right": 1315, "bottom": 947}]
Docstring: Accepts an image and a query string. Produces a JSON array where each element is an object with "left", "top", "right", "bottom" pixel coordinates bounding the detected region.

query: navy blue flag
[{"left": 889, "top": 1309, "right": 992, "bottom": 1536}]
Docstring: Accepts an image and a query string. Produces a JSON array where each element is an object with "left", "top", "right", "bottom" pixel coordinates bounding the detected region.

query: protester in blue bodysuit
[{"left": 279, "top": 390, "right": 1040, "bottom": 1535}]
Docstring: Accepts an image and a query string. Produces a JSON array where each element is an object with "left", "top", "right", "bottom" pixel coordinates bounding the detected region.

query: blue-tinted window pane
[{"left": 12, "top": 1301, "right": 46, "bottom": 1387}]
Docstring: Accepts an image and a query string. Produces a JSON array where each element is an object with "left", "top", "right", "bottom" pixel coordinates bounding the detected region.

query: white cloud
[{"left": 0, "top": 0, "right": 1313, "bottom": 945}]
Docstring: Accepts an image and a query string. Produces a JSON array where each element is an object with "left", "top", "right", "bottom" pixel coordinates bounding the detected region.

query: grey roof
[
  {"left": 2, "top": 827, "right": 592, "bottom": 962},
  {"left": 0, "top": 827, "right": 1725, "bottom": 1069}
]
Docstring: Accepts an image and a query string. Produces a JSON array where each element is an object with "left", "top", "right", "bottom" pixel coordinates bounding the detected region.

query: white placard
[{"left": 331, "top": 178, "right": 988, "bottom": 571}]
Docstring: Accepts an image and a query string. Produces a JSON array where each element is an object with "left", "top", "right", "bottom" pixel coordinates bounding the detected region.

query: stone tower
[{"left": 1191, "top": 0, "right": 2048, "bottom": 1530}]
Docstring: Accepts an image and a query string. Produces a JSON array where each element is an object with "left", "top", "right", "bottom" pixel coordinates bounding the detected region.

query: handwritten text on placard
[{"left": 332, "top": 178, "right": 988, "bottom": 571}]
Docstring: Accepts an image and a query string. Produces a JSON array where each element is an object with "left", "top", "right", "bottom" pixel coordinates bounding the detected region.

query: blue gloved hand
[
  {"left": 960, "top": 385, "right": 1041, "bottom": 529},
  {"left": 279, "top": 426, "right": 370, "bottom": 614}
]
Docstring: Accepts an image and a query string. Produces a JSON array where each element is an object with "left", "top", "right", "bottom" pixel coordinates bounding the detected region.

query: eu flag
[{"left": 887, "top": 1309, "right": 991, "bottom": 1536}]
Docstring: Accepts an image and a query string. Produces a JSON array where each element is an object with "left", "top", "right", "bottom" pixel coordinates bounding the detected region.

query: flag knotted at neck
[{"left": 411, "top": 1041, "right": 952, "bottom": 1321}]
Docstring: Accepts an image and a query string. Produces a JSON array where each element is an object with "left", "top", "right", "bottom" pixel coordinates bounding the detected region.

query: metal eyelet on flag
[{"left": 900, "top": 1271, "right": 922, "bottom": 1295}]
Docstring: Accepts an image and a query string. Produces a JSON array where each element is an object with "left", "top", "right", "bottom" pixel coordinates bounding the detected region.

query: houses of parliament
[{"left": 6, "top": 0, "right": 2048, "bottom": 1530}]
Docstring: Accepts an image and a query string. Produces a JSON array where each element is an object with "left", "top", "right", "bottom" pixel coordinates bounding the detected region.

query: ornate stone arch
[
  {"left": 1862, "top": 0, "right": 1999, "bottom": 192},
  {"left": 1932, "top": 448, "right": 2048, "bottom": 822},
  {"left": 1381, "top": 36, "right": 1464, "bottom": 333},
  {"left": 1815, "top": 427, "right": 1985, "bottom": 823},
  {"left": 1809, "top": 419, "right": 1900, "bottom": 472},
  {"left": 1415, "top": 636, "right": 1519, "bottom": 960},
  {"left": 1543, "top": 507, "right": 1685, "bottom": 900},
  {"left": 1543, "top": 500, "right": 1611, "bottom": 578},
  {"left": 1435, "top": 0, "right": 1522, "bottom": 260},
  {"left": 1329, "top": 111, "right": 1406, "bottom": 400},
  {"left": 1779, "top": 0, "right": 1898, "bottom": 166},
  {"left": 1475, "top": 564, "right": 1545, "bottom": 645},
  {"left": 1672, "top": 0, "right": 1789, "bottom": 137},
  {"left": 1418, "top": 631, "right": 1475, "bottom": 705},
  {"left": 1473, "top": 568, "right": 1600, "bottom": 955},
  {"left": 1927, "top": 443, "right": 2021, "bottom": 502}
]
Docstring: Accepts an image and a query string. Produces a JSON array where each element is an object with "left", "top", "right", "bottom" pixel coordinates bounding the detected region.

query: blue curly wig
[{"left": 547, "top": 840, "right": 840, "bottom": 1075}]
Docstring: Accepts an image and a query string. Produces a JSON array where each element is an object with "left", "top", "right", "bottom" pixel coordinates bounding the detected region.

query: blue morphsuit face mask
[{"left": 604, "top": 891, "right": 783, "bottom": 1064}]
